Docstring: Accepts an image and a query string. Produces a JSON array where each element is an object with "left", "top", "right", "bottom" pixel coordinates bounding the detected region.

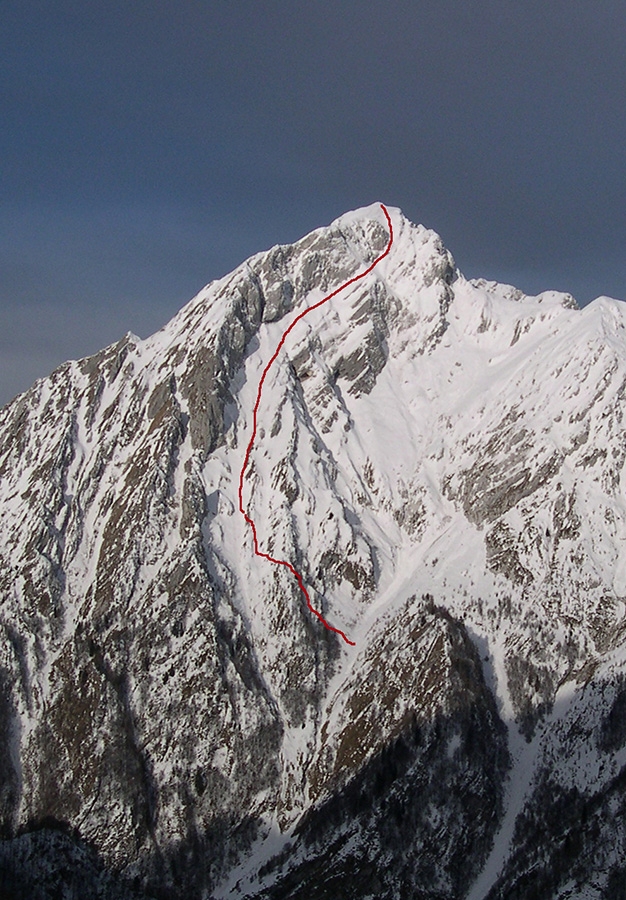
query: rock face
[{"left": 1, "top": 203, "right": 626, "bottom": 898}]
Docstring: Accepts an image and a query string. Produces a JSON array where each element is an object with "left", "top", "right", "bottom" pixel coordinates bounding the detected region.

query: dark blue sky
[{"left": 2, "top": 1, "right": 626, "bottom": 406}]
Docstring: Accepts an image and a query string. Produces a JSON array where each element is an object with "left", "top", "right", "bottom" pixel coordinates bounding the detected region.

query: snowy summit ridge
[{"left": 1, "top": 204, "right": 626, "bottom": 898}]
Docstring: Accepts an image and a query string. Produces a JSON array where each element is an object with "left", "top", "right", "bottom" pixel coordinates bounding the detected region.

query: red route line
[{"left": 238, "top": 204, "right": 394, "bottom": 647}]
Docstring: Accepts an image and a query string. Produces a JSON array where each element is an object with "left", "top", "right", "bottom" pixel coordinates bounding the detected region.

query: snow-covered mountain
[{"left": 2, "top": 203, "right": 626, "bottom": 899}]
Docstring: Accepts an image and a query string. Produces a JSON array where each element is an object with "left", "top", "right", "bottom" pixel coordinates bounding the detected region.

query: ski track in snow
[{"left": 237, "top": 203, "right": 394, "bottom": 646}]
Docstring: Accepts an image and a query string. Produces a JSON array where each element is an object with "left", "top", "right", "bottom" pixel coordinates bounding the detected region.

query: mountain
[{"left": 1, "top": 202, "right": 626, "bottom": 899}]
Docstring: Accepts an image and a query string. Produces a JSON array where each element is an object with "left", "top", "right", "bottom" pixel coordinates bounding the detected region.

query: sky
[{"left": 2, "top": 0, "right": 626, "bottom": 407}]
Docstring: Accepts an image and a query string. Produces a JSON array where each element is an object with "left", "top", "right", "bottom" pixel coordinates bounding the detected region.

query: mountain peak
[{"left": 3, "top": 205, "right": 626, "bottom": 898}]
